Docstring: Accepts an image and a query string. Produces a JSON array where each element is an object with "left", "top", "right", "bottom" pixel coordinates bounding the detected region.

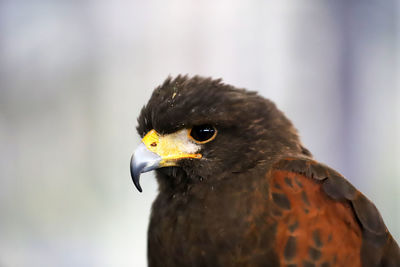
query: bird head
[{"left": 131, "top": 75, "right": 309, "bottom": 192}]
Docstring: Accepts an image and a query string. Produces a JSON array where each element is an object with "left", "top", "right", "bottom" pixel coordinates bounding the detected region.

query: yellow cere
[{"left": 142, "top": 129, "right": 202, "bottom": 166}]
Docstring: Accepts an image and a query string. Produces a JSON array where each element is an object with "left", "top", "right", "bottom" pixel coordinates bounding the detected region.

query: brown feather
[
  {"left": 274, "top": 158, "right": 400, "bottom": 267},
  {"left": 270, "top": 166, "right": 362, "bottom": 266}
]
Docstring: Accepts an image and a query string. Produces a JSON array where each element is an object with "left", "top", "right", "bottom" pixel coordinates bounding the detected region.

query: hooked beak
[
  {"left": 130, "top": 142, "right": 161, "bottom": 192},
  {"left": 130, "top": 129, "right": 202, "bottom": 192}
]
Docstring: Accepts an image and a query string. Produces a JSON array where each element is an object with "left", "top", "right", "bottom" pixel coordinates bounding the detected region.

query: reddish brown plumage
[
  {"left": 271, "top": 158, "right": 400, "bottom": 267},
  {"left": 270, "top": 167, "right": 362, "bottom": 266}
]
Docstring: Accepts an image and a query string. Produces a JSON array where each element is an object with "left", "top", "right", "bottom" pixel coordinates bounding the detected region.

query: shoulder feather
[{"left": 274, "top": 158, "right": 400, "bottom": 267}]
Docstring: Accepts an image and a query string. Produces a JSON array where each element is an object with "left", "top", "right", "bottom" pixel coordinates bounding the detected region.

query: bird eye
[{"left": 189, "top": 125, "right": 217, "bottom": 143}]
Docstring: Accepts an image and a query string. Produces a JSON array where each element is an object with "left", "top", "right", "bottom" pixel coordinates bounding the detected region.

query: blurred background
[{"left": 0, "top": 0, "right": 399, "bottom": 266}]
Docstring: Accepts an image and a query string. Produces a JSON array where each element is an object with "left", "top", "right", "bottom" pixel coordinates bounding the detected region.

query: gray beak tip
[
  {"left": 130, "top": 155, "right": 143, "bottom": 192},
  {"left": 130, "top": 142, "right": 162, "bottom": 193}
]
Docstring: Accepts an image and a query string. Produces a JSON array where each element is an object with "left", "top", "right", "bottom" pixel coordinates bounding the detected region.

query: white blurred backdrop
[{"left": 0, "top": 1, "right": 399, "bottom": 266}]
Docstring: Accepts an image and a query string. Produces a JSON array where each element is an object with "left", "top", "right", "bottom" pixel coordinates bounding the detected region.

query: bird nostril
[{"left": 150, "top": 142, "right": 157, "bottom": 147}]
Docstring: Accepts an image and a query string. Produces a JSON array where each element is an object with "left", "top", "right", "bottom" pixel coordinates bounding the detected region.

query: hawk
[{"left": 130, "top": 75, "right": 399, "bottom": 267}]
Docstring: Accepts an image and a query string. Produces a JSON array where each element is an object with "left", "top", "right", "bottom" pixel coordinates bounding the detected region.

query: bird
[{"left": 130, "top": 75, "right": 400, "bottom": 267}]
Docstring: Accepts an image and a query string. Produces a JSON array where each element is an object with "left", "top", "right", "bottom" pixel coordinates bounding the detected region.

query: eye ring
[{"left": 188, "top": 125, "right": 217, "bottom": 144}]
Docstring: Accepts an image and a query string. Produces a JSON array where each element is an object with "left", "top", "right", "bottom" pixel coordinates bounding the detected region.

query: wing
[{"left": 269, "top": 158, "right": 400, "bottom": 267}]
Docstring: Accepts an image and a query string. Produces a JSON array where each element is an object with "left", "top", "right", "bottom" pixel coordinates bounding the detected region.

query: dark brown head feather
[{"left": 137, "top": 75, "right": 310, "bottom": 191}]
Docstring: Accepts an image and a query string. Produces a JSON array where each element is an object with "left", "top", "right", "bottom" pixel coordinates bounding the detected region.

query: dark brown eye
[{"left": 189, "top": 125, "right": 217, "bottom": 143}]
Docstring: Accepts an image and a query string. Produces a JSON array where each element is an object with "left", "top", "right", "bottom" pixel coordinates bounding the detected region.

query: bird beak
[
  {"left": 130, "top": 129, "right": 202, "bottom": 192},
  {"left": 130, "top": 142, "right": 162, "bottom": 192}
]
